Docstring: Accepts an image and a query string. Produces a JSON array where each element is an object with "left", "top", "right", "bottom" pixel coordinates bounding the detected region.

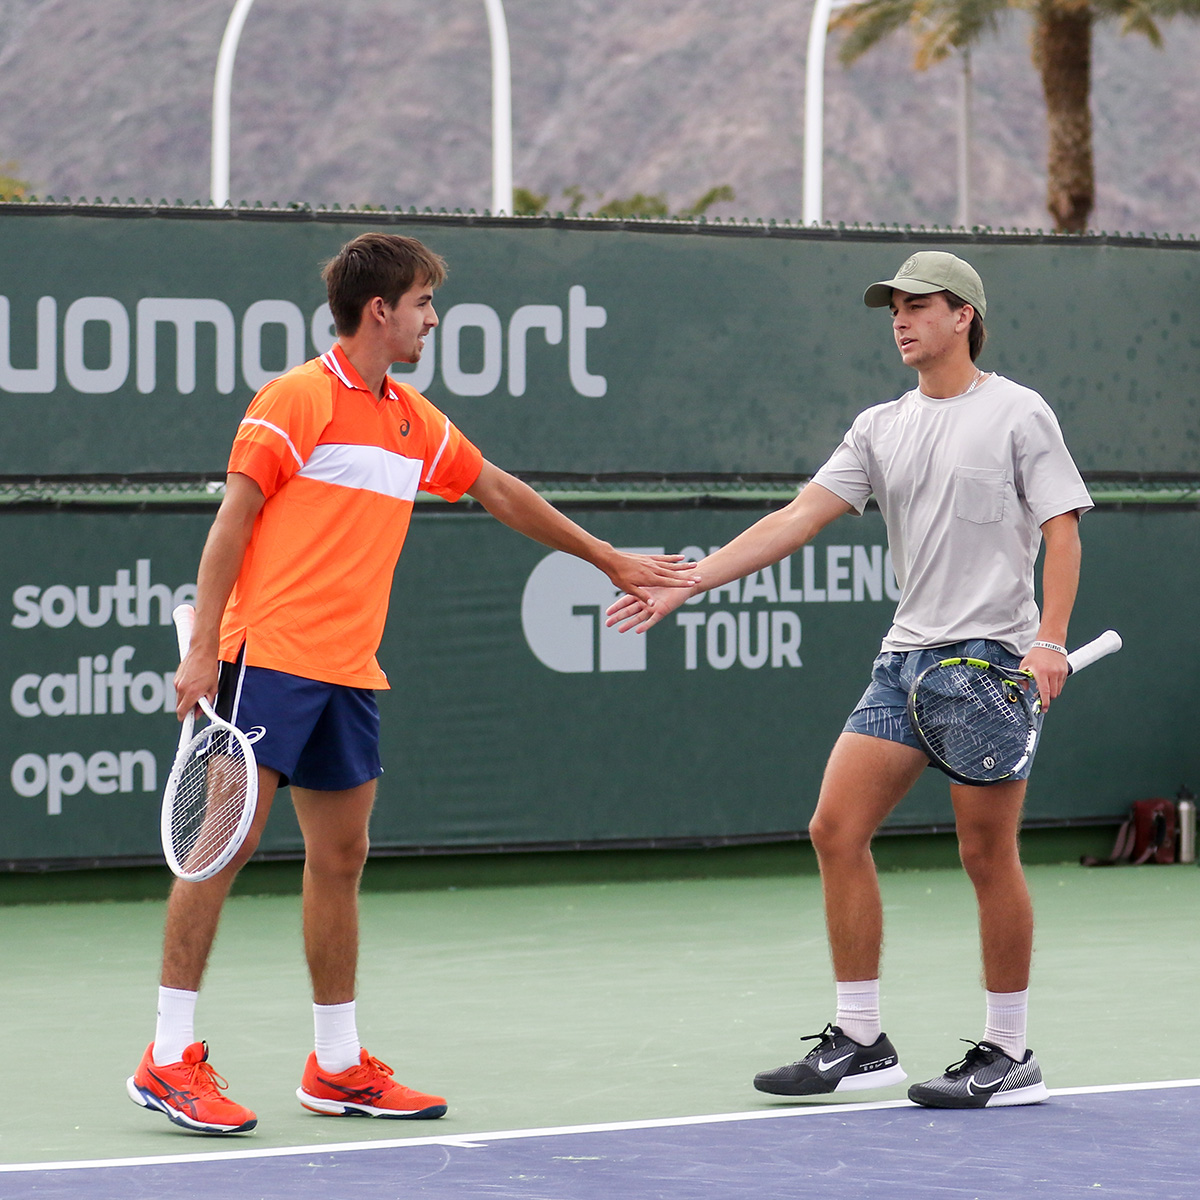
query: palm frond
[
  {"left": 1121, "top": 7, "right": 1164, "bottom": 42},
  {"left": 1091, "top": 0, "right": 1200, "bottom": 24},
  {"left": 834, "top": 0, "right": 1010, "bottom": 68},
  {"left": 833, "top": 0, "right": 921, "bottom": 65}
]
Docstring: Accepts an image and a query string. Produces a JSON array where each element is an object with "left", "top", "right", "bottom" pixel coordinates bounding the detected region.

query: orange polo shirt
[{"left": 219, "top": 345, "right": 484, "bottom": 687}]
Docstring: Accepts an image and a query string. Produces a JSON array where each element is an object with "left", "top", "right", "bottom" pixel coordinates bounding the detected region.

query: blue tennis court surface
[{"left": 3, "top": 1081, "right": 1196, "bottom": 1200}]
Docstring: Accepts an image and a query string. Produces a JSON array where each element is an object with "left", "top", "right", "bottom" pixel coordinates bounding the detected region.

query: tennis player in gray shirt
[{"left": 607, "top": 251, "right": 1093, "bottom": 1109}]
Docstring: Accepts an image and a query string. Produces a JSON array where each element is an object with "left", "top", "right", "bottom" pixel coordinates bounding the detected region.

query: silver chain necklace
[{"left": 920, "top": 370, "right": 986, "bottom": 402}]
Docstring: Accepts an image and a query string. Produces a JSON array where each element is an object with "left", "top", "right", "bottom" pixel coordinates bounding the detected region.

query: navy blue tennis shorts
[
  {"left": 843, "top": 638, "right": 1038, "bottom": 781},
  {"left": 215, "top": 651, "right": 383, "bottom": 792}
]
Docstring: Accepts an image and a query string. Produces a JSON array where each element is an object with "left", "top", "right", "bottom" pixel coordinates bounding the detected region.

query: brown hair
[
  {"left": 940, "top": 290, "right": 987, "bottom": 362},
  {"left": 321, "top": 233, "right": 447, "bottom": 335}
]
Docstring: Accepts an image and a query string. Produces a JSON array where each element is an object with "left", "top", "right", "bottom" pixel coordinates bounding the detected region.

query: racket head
[
  {"left": 161, "top": 716, "right": 259, "bottom": 882},
  {"left": 906, "top": 656, "right": 1041, "bottom": 786}
]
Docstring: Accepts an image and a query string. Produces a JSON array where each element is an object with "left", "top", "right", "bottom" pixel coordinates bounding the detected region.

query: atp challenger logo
[
  {"left": 521, "top": 543, "right": 901, "bottom": 675},
  {"left": 521, "top": 550, "right": 653, "bottom": 673}
]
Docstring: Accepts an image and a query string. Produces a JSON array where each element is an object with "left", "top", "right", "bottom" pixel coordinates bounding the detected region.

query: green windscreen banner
[
  {"left": 1, "top": 504, "right": 1194, "bottom": 866},
  {"left": 0, "top": 206, "right": 1198, "bottom": 478}
]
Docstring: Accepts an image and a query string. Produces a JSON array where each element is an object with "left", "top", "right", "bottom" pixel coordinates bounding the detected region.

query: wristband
[{"left": 1031, "top": 640, "right": 1067, "bottom": 656}]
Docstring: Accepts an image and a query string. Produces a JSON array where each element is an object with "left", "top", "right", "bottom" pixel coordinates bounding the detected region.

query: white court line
[
  {"left": 3, "top": 1078, "right": 1198, "bottom": 1175},
  {"left": 1048, "top": 1078, "right": 1200, "bottom": 1097}
]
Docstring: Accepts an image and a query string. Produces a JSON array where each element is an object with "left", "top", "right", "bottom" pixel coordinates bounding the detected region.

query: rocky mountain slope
[{"left": 0, "top": 0, "right": 1196, "bottom": 234}]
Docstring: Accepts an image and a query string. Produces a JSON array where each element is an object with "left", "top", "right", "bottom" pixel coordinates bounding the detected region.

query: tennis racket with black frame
[
  {"left": 160, "top": 604, "right": 259, "bottom": 881},
  {"left": 906, "top": 629, "right": 1123, "bottom": 786}
]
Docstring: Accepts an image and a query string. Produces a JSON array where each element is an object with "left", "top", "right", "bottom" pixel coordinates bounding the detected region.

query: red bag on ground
[{"left": 1080, "top": 799, "right": 1176, "bottom": 866}]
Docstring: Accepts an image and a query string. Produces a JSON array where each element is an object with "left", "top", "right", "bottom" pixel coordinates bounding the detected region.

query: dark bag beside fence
[{"left": 1081, "top": 799, "right": 1177, "bottom": 866}]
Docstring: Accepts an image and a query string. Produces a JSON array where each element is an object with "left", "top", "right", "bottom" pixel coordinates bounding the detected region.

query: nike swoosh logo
[
  {"left": 967, "top": 1074, "right": 1004, "bottom": 1094},
  {"left": 818, "top": 1051, "right": 855, "bottom": 1072}
]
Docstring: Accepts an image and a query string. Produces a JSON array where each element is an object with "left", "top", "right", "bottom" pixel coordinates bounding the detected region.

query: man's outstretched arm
[
  {"left": 607, "top": 482, "right": 855, "bottom": 632},
  {"left": 466, "top": 459, "right": 699, "bottom": 603}
]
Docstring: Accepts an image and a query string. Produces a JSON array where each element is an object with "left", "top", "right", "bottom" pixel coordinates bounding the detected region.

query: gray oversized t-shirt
[{"left": 811, "top": 374, "right": 1093, "bottom": 656}]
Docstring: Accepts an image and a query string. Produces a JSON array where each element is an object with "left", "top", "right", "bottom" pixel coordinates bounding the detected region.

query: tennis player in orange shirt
[{"left": 127, "top": 232, "right": 697, "bottom": 1135}]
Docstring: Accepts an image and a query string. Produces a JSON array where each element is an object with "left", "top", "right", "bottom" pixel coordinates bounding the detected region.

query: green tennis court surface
[{"left": 1, "top": 858, "right": 1197, "bottom": 1165}]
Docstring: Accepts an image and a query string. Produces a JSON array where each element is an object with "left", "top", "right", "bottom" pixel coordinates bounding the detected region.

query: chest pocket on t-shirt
[{"left": 954, "top": 466, "right": 1007, "bottom": 524}]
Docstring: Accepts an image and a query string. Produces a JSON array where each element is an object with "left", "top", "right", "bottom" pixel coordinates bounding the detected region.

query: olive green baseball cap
[{"left": 863, "top": 251, "right": 986, "bottom": 319}]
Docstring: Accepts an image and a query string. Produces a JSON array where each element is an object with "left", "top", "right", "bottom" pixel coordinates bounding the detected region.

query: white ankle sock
[
  {"left": 153, "top": 986, "right": 198, "bottom": 1065},
  {"left": 984, "top": 988, "right": 1029, "bottom": 1061},
  {"left": 314, "top": 1001, "right": 361, "bottom": 1073},
  {"left": 835, "top": 979, "right": 882, "bottom": 1045}
]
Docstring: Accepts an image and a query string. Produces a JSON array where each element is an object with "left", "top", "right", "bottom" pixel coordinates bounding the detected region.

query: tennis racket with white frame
[
  {"left": 160, "top": 604, "right": 259, "bottom": 881},
  {"left": 906, "top": 629, "right": 1123, "bottom": 786}
]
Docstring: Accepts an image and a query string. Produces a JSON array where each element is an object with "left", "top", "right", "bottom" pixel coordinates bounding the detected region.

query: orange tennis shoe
[
  {"left": 297, "top": 1048, "right": 447, "bottom": 1119},
  {"left": 126, "top": 1041, "right": 257, "bottom": 1134}
]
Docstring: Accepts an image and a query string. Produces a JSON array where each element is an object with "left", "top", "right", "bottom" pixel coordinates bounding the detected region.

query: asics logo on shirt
[{"left": 244, "top": 726, "right": 267, "bottom": 744}]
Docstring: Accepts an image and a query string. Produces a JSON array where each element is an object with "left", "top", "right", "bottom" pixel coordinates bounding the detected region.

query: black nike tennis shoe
[
  {"left": 908, "top": 1040, "right": 1049, "bottom": 1108},
  {"left": 753, "top": 1023, "right": 907, "bottom": 1096}
]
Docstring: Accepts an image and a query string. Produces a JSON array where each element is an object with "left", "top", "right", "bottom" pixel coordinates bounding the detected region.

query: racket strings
[
  {"left": 911, "top": 664, "right": 1035, "bottom": 782},
  {"left": 169, "top": 726, "right": 253, "bottom": 875}
]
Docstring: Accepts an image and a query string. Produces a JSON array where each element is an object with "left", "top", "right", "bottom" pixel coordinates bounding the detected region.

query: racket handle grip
[
  {"left": 1066, "top": 629, "right": 1122, "bottom": 676},
  {"left": 173, "top": 603, "right": 197, "bottom": 661},
  {"left": 172, "top": 604, "right": 220, "bottom": 723}
]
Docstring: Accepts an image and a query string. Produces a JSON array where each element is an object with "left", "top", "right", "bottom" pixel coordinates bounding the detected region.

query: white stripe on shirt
[
  {"left": 425, "top": 418, "right": 451, "bottom": 485},
  {"left": 320, "top": 349, "right": 356, "bottom": 390},
  {"left": 297, "top": 442, "right": 422, "bottom": 502},
  {"left": 239, "top": 418, "right": 305, "bottom": 468}
]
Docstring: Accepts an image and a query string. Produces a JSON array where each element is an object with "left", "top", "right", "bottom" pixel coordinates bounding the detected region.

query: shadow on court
[{"left": 3, "top": 1085, "right": 1197, "bottom": 1199}]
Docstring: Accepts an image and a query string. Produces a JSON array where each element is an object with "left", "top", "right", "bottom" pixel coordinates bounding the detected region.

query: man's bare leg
[
  {"left": 134, "top": 762, "right": 278, "bottom": 1134},
  {"left": 753, "top": 733, "right": 927, "bottom": 1097},
  {"left": 160, "top": 765, "right": 280, "bottom": 991},
  {"left": 290, "top": 781, "right": 446, "bottom": 1118},
  {"left": 809, "top": 732, "right": 929, "bottom": 981},
  {"left": 951, "top": 779, "right": 1032, "bottom": 993},
  {"left": 907, "top": 778, "right": 1047, "bottom": 1106},
  {"left": 291, "top": 781, "right": 376, "bottom": 1005}
]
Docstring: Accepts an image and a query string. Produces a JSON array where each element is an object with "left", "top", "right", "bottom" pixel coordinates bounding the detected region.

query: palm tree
[
  {"left": 832, "top": 0, "right": 1200, "bottom": 232},
  {"left": 0, "top": 160, "right": 32, "bottom": 202}
]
